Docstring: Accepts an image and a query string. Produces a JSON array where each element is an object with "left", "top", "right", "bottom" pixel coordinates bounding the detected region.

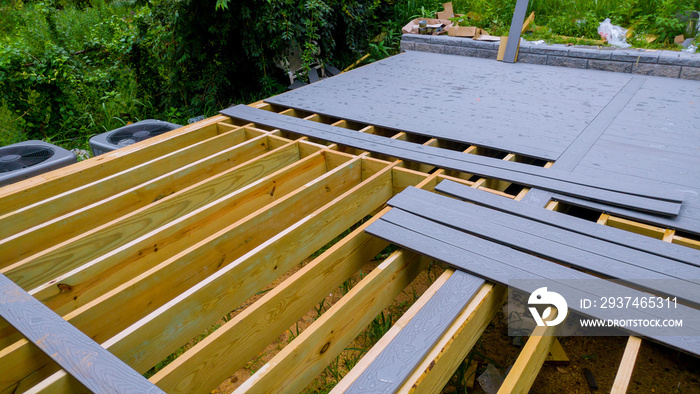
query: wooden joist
[{"left": 221, "top": 105, "right": 683, "bottom": 216}]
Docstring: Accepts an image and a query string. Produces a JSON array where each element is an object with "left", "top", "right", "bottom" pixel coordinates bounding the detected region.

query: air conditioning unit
[
  {"left": 0, "top": 140, "right": 77, "bottom": 187},
  {"left": 89, "top": 120, "right": 182, "bottom": 156}
]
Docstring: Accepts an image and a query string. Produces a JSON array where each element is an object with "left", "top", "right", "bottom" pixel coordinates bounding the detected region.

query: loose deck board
[
  {"left": 264, "top": 51, "right": 635, "bottom": 161},
  {"left": 345, "top": 271, "right": 485, "bottom": 393},
  {"left": 365, "top": 211, "right": 700, "bottom": 356},
  {"left": 435, "top": 180, "right": 700, "bottom": 267},
  {"left": 221, "top": 105, "right": 682, "bottom": 215},
  {"left": 388, "top": 186, "right": 700, "bottom": 306},
  {"left": 0, "top": 274, "right": 164, "bottom": 394}
]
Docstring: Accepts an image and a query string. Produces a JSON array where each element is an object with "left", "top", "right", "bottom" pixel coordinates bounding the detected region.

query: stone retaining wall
[{"left": 401, "top": 34, "right": 700, "bottom": 80}]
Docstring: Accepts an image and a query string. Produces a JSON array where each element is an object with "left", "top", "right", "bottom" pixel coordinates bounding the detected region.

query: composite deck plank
[
  {"left": 551, "top": 193, "right": 700, "bottom": 236},
  {"left": 387, "top": 187, "right": 700, "bottom": 306},
  {"left": 0, "top": 274, "right": 164, "bottom": 394},
  {"left": 263, "top": 51, "right": 634, "bottom": 160},
  {"left": 364, "top": 213, "right": 700, "bottom": 356},
  {"left": 435, "top": 180, "right": 700, "bottom": 266},
  {"left": 221, "top": 105, "right": 682, "bottom": 215},
  {"left": 345, "top": 271, "right": 485, "bottom": 394},
  {"left": 548, "top": 77, "right": 645, "bottom": 170}
]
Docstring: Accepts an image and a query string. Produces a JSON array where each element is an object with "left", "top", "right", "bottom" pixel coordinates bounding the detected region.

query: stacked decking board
[
  {"left": 365, "top": 184, "right": 700, "bottom": 357},
  {"left": 222, "top": 105, "right": 683, "bottom": 216}
]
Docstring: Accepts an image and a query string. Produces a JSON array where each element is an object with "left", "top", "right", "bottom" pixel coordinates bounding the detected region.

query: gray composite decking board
[
  {"left": 571, "top": 165, "right": 700, "bottom": 203},
  {"left": 345, "top": 271, "right": 485, "bottom": 394},
  {"left": 364, "top": 213, "right": 700, "bottom": 356},
  {"left": 545, "top": 77, "right": 645, "bottom": 171},
  {"left": 551, "top": 193, "right": 700, "bottom": 236},
  {"left": 373, "top": 210, "right": 700, "bottom": 327},
  {"left": 576, "top": 162, "right": 699, "bottom": 190},
  {"left": 434, "top": 180, "right": 700, "bottom": 267},
  {"left": 578, "top": 139, "right": 700, "bottom": 176},
  {"left": 386, "top": 189, "right": 700, "bottom": 306},
  {"left": 221, "top": 105, "right": 683, "bottom": 215},
  {"left": 598, "top": 134, "right": 700, "bottom": 159},
  {"left": 263, "top": 51, "right": 635, "bottom": 160},
  {"left": 226, "top": 104, "right": 685, "bottom": 205},
  {"left": 503, "top": 0, "right": 529, "bottom": 63},
  {"left": 0, "top": 274, "right": 164, "bottom": 394}
]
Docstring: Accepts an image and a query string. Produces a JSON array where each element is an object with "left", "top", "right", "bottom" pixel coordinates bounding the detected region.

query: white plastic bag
[{"left": 598, "top": 18, "right": 631, "bottom": 48}]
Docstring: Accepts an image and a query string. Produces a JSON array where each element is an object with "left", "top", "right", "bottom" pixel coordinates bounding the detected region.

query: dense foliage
[
  {"left": 0, "top": 0, "right": 430, "bottom": 149},
  {"left": 453, "top": 0, "right": 700, "bottom": 43},
  {"left": 1, "top": 0, "right": 698, "bottom": 152}
]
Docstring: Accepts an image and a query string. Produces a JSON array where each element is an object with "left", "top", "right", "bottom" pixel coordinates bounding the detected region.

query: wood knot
[
  {"left": 320, "top": 342, "right": 330, "bottom": 354},
  {"left": 57, "top": 283, "right": 73, "bottom": 293}
]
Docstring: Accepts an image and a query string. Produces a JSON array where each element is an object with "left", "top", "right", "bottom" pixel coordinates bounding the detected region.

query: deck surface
[{"left": 266, "top": 50, "right": 700, "bottom": 234}]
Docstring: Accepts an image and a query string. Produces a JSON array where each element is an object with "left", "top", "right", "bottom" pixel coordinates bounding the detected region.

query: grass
[{"left": 448, "top": 0, "right": 700, "bottom": 49}]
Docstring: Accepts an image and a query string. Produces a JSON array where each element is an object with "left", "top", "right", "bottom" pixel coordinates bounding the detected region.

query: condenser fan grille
[
  {"left": 0, "top": 146, "right": 55, "bottom": 173},
  {"left": 108, "top": 124, "right": 173, "bottom": 147}
]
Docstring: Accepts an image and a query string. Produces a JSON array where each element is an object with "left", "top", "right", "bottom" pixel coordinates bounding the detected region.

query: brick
[
  {"left": 658, "top": 50, "right": 700, "bottom": 67},
  {"left": 443, "top": 45, "right": 478, "bottom": 57},
  {"left": 430, "top": 35, "right": 461, "bottom": 46},
  {"left": 547, "top": 55, "right": 587, "bottom": 69},
  {"left": 680, "top": 66, "right": 700, "bottom": 80},
  {"left": 401, "top": 34, "right": 425, "bottom": 43},
  {"left": 517, "top": 41, "right": 532, "bottom": 53},
  {"left": 414, "top": 42, "right": 445, "bottom": 54},
  {"left": 474, "top": 49, "right": 497, "bottom": 59},
  {"left": 632, "top": 63, "right": 681, "bottom": 78},
  {"left": 610, "top": 49, "right": 659, "bottom": 63},
  {"left": 516, "top": 52, "right": 547, "bottom": 65},
  {"left": 568, "top": 47, "right": 613, "bottom": 60},
  {"left": 400, "top": 41, "right": 416, "bottom": 51},
  {"left": 587, "top": 60, "right": 633, "bottom": 73},
  {"left": 460, "top": 39, "right": 498, "bottom": 50},
  {"left": 530, "top": 44, "right": 569, "bottom": 56}
]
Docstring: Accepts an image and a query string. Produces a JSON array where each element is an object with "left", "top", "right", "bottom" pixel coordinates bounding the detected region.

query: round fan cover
[
  {"left": 0, "top": 145, "right": 55, "bottom": 173},
  {"left": 108, "top": 124, "right": 174, "bottom": 147}
]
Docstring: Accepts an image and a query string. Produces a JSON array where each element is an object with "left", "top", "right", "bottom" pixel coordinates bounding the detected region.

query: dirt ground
[{"left": 209, "top": 259, "right": 700, "bottom": 394}]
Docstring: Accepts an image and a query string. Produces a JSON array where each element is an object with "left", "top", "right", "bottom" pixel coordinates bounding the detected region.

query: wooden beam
[
  {"left": 0, "top": 131, "right": 263, "bottom": 268},
  {"left": 1, "top": 153, "right": 363, "bottom": 391},
  {"left": 398, "top": 284, "right": 506, "bottom": 393},
  {"left": 2, "top": 141, "right": 304, "bottom": 294},
  {"left": 545, "top": 339, "right": 569, "bottom": 365},
  {"left": 0, "top": 143, "right": 303, "bottom": 356},
  {"left": 233, "top": 250, "right": 430, "bottom": 394},
  {"left": 498, "top": 323, "right": 558, "bottom": 393},
  {"left": 610, "top": 336, "right": 642, "bottom": 394},
  {"left": 0, "top": 116, "right": 230, "bottom": 213},
  {"left": 27, "top": 160, "right": 395, "bottom": 394},
  {"left": 153, "top": 189, "right": 395, "bottom": 392},
  {"left": 0, "top": 274, "right": 164, "bottom": 394},
  {"left": 521, "top": 11, "right": 535, "bottom": 34}
]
